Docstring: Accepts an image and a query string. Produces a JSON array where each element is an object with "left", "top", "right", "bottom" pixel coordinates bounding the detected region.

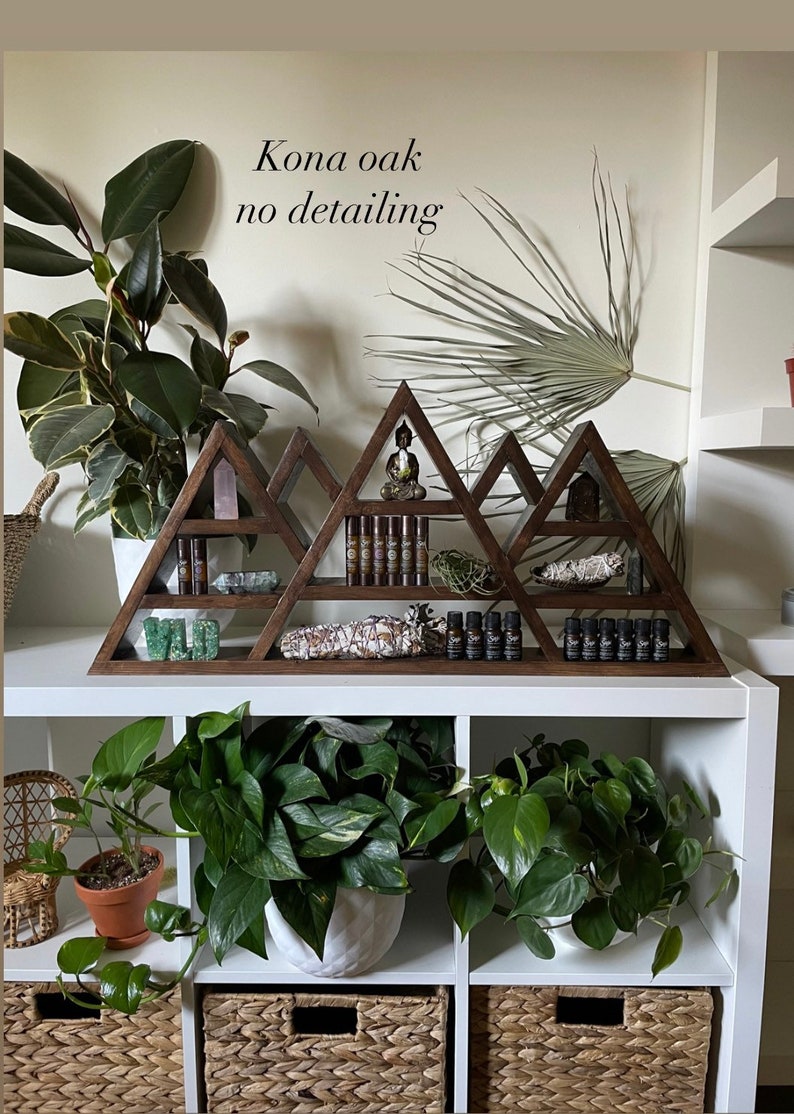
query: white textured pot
[
  {"left": 265, "top": 887, "right": 407, "bottom": 978},
  {"left": 111, "top": 534, "right": 241, "bottom": 629},
  {"left": 540, "top": 913, "right": 633, "bottom": 951}
]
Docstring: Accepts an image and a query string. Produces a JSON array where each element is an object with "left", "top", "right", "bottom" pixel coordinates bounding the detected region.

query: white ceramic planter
[
  {"left": 265, "top": 887, "right": 407, "bottom": 977},
  {"left": 111, "top": 534, "right": 241, "bottom": 628}
]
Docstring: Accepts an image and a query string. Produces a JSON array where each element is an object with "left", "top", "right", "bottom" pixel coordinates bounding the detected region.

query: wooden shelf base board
[{"left": 89, "top": 648, "right": 728, "bottom": 677}]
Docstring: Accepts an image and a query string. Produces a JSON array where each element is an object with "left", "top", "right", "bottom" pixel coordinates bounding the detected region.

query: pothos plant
[
  {"left": 3, "top": 141, "right": 318, "bottom": 540},
  {"left": 447, "top": 733, "right": 738, "bottom": 978},
  {"left": 25, "top": 717, "right": 202, "bottom": 1016},
  {"left": 56, "top": 706, "right": 466, "bottom": 1014},
  {"left": 24, "top": 717, "right": 184, "bottom": 888}
]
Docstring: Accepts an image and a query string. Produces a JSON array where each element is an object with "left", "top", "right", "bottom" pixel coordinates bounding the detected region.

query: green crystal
[
  {"left": 192, "top": 619, "right": 220, "bottom": 661},
  {"left": 143, "top": 617, "right": 171, "bottom": 661},
  {"left": 168, "top": 619, "right": 190, "bottom": 661}
]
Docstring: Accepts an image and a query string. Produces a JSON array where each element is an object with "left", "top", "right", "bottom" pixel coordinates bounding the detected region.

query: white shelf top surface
[
  {"left": 4, "top": 847, "right": 454, "bottom": 988},
  {"left": 711, "top": 155, "right": 794, "bottom": 248},
  {"left": 699, "top": 407, "right": 794, "bottom": 451},
  {"left": 3, "top": 626, "right": 758, "bottom": 720},
  {"left": 470, "top": 905, "right": 733, "bottom": 987},
  {"left": 703, "top": 610, "right": 794, "bottom": 676}
]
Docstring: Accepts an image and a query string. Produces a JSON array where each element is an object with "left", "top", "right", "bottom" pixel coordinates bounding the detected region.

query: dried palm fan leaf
[
  {"left": 370, "top": 153, "right": 686, "bottom": 442},
  {"left": 369, "top": 155, "right": 688, "bottom": 576}
]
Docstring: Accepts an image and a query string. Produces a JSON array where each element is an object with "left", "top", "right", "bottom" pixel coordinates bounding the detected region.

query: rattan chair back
[{"left": 4, "top": 769, "right": 78, "bottom": 947}]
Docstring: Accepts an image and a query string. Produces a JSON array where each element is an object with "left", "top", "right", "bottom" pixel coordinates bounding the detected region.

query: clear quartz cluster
[{"left": 213, "top": 570, "right": 281, "bottom": 594}]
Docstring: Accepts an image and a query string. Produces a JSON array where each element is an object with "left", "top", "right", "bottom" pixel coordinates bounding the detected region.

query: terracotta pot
[
  {"left": 786, "top": 357, "right": 794, "bottom": 406},
  {"left": 74, "top": 846, "right": 164, "bottom": 950}
]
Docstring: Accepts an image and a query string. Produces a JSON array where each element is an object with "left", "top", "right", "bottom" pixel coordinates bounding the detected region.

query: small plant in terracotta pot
[{"left": 24, "top": 717, "right": 189, "bottom": 949}]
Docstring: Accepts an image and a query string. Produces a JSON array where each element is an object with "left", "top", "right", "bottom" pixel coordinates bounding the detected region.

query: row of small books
[{"left": 345, "top": 514, "right": 429, "bottom": 586}]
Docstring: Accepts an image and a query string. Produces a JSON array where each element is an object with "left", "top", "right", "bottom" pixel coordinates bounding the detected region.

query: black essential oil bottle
[
  {"left": 563, "top": 617, "right": 581, "bottom": 661},
  {"left": 503, "top": 611, "right": 523, "bottom": 661},
  {"left": 581, "top": 617, "right": 599, "bottom": 661},
  {"left": 465, "top": 611, "right": 484, "bottom": 660},
  {"left": 484, "top": 611, "right": 503, "bottom": 661},
  {"left": 446, "top": 611, "right": 464, "bottom": 660}
]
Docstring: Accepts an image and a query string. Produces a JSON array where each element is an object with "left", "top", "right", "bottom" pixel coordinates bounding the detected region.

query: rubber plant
[
  {"left": 447, "top": 733, "right": 737, "bottom": 977},
  {"left": 3, "top": 141, "right": 317, "bottom": 540},
  {"left": 54, "top": 705, "right": 466, "bottom": 1013}
]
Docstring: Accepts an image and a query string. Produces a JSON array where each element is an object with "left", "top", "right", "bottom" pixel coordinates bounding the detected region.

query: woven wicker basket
[
  {"left": 202, "top": 986, "right": 449, "bottom": 1113},
  {"left": 3, "top": 981, "right": 184, "bottom": 1114},
  {"left": 4, "top": 472, "right": 59, "bottom": 619},
  {"left": 470, "top": 985, "right": 713, "bottom": 1113}
]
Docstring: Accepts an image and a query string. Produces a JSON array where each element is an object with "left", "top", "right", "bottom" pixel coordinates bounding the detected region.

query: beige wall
[{"left": 4, "top": 51, "right": 705, "bottom": 625}]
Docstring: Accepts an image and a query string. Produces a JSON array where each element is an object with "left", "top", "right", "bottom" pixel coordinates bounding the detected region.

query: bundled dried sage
[
  {"left": 280, "top": 604, "right": 446, "bottom": 660},
  {"left": 531, "top": 551, "right": 624, "bottom": 590}
]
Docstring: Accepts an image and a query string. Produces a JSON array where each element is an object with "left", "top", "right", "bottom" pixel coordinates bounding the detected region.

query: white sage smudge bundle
[
  {"left": 280, "top": 604, "right": 446, "bottom": 660},
  {"left": 531, "top": 551, "right": 625, "bottom": 590}
]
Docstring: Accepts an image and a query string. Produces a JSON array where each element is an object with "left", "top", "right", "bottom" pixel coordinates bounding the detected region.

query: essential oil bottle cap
[
  {"left": 616, "top": 618, "right": 634, "bottom": 633},
  {"left": 599, "top": 617, "right": 615, "bottom": 631},
  {"left": 484, "top": 611, "right": 501, "bottom": 629},
  {"left": 504, "top": 611, "right": 521, "bottom": 629},
  {"left": 447, "top": 611, "right": 463, "bottom": 627},
  {"left": 635, "top": 617, "right": 651, "bottom": 633},
  {"left": 564, "top": 617, "right": 581, "bottom": 632},
  {"left": 582, "top": 617, "right": 598, "bottom": 633},
  {"left": 466, "top": 611, "right": 482, "bottom": 627},
  {"left": 652, "top": 618, "right": 670, "bottom": 631}
]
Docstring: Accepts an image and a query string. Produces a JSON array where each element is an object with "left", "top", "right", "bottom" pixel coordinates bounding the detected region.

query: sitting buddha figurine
[{"left": 380, "top": 420, "right": 427, "bottom": 501}]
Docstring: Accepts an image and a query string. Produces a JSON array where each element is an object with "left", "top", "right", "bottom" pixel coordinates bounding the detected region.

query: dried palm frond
[
  {"left": 369, "top": 153, "right": 686, "bottom": 450},
  {"left": 369, "top": 155, "right": 689, "bottom": 576},
  {"left": 612, "top": 449, "right": 686, "bottom": 579}
]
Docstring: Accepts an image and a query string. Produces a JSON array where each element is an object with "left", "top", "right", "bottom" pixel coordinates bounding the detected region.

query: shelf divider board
[
  {"left": 699, "top": 407, "right": 794, "bottom": 451},
  {"left": 710, "top": 155, "right": 794, "bottom": 248},
  {"left": 90, "top": 383, "right": 727, "bottom": 676}
]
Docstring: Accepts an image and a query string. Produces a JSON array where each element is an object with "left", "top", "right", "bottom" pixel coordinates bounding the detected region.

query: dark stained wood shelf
[
  {"left": 532, "top": 520, "right": 633, "bottom": 537},
  {"left": 139, "top": 582, "right": 669, "bottom": 609},
  {"left": 140, "top": 592, "right": 280, "bottom": 609},
  {"left": 90, "top": 382, "right": 728, "bottom": 677},
  {"left": 93, "top": 646, "right": 726, "bottom": 677},
  {"left": 176, "top": 518, "right": 280, "bottom": 535},
  {"left": 353, "top": 499, "right": 459, "bottom": 515}
]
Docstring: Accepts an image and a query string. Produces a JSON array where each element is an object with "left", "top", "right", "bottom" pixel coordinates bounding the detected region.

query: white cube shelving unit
[{"left": 3, "top": 626, "right": 778, "bottom": 1114}]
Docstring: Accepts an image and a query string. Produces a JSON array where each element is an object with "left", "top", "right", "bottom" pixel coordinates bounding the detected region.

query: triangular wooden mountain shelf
[{"left": 90, "top": 382, "right": 727, "bottom": 676}]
